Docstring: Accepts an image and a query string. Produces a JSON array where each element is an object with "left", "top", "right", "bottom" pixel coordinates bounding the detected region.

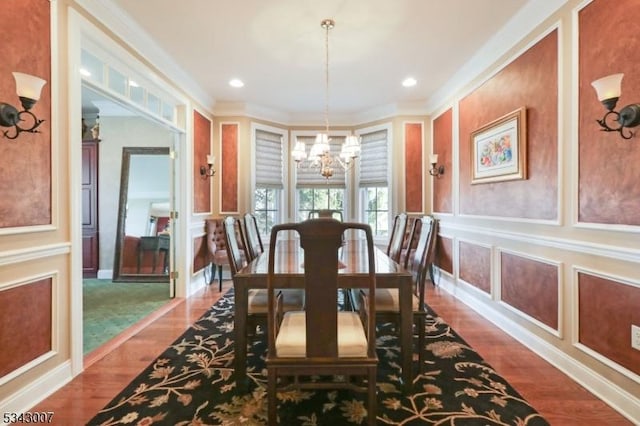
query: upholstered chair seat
[
  {"left": 246, "top": 288, "right": 305, "bottom": 314},
  {"left": 275, "top": 311, "right": 368, "bottom": 358},
  {"left": 360, "top": 288, "right": 420, "bottom": 312}
]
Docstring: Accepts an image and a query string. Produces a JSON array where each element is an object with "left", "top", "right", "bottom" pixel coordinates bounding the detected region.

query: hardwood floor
[{"left": 33, "top": 281, "right": 632, "bottom": 425}]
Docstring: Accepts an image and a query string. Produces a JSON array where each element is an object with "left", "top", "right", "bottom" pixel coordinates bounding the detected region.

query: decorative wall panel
[
  {"left": 192, "top": 235, "right": 208, "bottom": 275},
  {"left": 432, "top": 109, "right": 453, "bottom": 214},
  {"left": 578, "top": 0, "right": 640, "bottom": 225},
  {"left": 193, "top": 110, "right": 211, "bottom": 214},
  {"left": 501, "top": 252, "right": 558, "bottom": 330},
  {"left": 458, "top": 30, "right": 558, "bottom": 220},
  {"left": 404, "top": 122, "right": 423, "bottom": 213},
  {"left": 578, "top": 272, "right": 640, "bottom": 376},
  {"left": 0, "top": 279, "right": 52, "bottom": 378},
  {"left": 459, "top": 241, "right": 491, "bottom": 293},
  {"left": 0, "top": 0, "right": 51, "bottom": 228},
  {"left": 220, "top": 123, "right": 238, "bottom": 213},
  {"left": 435, "top": 236, "right": 453, "bottom": 274}
]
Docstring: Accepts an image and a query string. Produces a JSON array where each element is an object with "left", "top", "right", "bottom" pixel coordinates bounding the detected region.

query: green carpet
[{"left": 83, "top": 279, "right": 171, "bottom": 354}]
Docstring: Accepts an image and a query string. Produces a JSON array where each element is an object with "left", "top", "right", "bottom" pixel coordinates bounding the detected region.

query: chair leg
[
  {"left": 218, "top": 265, "right": 223, "bottom": 292},
  {"left": 417, "top": 316, "right": 426, "bottom": 373},
  {"left": 268, "top": 369, "right": 277, "bottom": 425},
  {"left": 207, "top": 263, "right": 215, "bottom": 285},
  {"left": 368, "top": 367, "right": 377, "bottom": 426}
]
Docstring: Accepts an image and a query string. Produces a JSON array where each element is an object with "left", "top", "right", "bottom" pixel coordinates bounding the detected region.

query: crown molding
[
  {"left": 213, "top": 100, "right": 429, "bottom": 127},
  {"left": 425, "top": 0, "right": 568, "bottom": 113},
  {"left": 75, "top": 0, "right": 215, "bottom": 111}
]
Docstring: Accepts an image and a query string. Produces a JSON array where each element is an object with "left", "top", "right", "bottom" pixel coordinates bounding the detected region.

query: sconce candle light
[
  {"left": 429, "top": 154, "right": 445, "bottom": 178},
  {"left": 0, "top": 72, "right": 47, "bottom": 140},
  {"left": 591, "top": 73, "right": 640, "bottom": 139},
  {"left": 200, "top": 154, "right": 216, "bottom": 178}
]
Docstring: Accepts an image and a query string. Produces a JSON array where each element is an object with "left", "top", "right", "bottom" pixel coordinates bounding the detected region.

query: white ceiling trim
[
  {"left": 425, "top": 0, "right": 569, "bottom": 114},
  {"left": 74, "top": 0, "right": 215, "bottom": 111}
]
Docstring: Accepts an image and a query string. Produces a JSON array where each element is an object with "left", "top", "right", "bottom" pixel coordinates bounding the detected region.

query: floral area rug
[{"left": 87, "top": 290, "right": 549, "bottom": 425}]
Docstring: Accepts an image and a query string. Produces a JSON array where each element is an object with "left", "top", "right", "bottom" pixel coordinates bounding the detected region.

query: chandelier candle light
[{"left": 291, "top": 19, "right": 361, "bottom": 179}]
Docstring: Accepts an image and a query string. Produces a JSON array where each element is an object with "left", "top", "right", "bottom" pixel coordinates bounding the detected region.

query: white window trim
[
  {"left": 355, "top": 122, "right": 393, "bottom": 244},
  {"left": 250, "top": 122, "right": 289, "bottom": 228}
]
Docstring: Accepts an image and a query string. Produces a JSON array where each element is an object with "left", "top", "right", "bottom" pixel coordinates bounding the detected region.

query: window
[
  {"left": 254, "top": 188, "right": 279, "bottom": 234},
  {"left": 297, "top": 187, "right": 344, "bottom": 222},
  {"left": 358, "top": 128, "right": 390, "bottom": 237},
  {"left": 362, "top": 186, "right": 389, "bottom": 236},
  {"left": 253, "top": 127, "right": 285, "bottom": 235},
  {"left": 294, "top": 135, "right": 347, "bottom": 221}
]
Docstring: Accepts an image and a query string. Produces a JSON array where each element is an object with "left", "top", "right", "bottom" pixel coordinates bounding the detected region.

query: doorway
[{"left": 80, "top": 83, "right": 176, "bottom": 356}]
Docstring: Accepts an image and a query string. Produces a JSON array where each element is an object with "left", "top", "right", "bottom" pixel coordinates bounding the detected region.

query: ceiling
[{"left": 91, "top": 0, "right": 546, "bottom": 121}]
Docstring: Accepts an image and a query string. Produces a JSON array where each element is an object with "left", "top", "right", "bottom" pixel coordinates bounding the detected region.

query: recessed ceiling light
[
  {"left": 79, "top": 68, "right": 91, "bottom": 77},
  {"left": 229, "top": 78, "right": 244, "bottom": 88},
  {"left": 129, "top": 80, "right": 140, "bottom": 88},
  {"left": 402, "top": 77, "right": 417, "bottom": 87}
]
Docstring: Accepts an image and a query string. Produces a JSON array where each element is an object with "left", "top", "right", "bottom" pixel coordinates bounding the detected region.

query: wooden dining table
[{"left": 232, "top": 238, "right": 413, "bottom": 391}]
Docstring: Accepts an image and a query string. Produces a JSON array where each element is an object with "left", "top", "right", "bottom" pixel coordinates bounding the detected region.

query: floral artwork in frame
[{"left": 471, "top": 107, "right": 527, "bottom": 184}]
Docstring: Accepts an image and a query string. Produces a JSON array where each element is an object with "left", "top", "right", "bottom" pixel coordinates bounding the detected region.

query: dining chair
[
  {"left": 307, "top": 209, "right": 343, "bottom": 221},
  {"left": 222, "top": 216, "right": 304, "bottom": 336},
  {"left": 266, "top": 219, "right": 378, "bottom": 425},
  {"left": 387, "top": 212, "right": 408, "bottom": 263},
  {"left": 399, "top": 216, "right": 422, "bottom": 268},
  {"left": 243, "top": 212, "right": 264, "bottom": 261},
  {"left": 355, "top": 215, "right": 438, "bottom": 375}
]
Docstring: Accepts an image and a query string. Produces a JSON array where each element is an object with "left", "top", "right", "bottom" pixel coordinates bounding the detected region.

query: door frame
[{"left": 68, "top": 7, "right": 189, "bottom": 374}]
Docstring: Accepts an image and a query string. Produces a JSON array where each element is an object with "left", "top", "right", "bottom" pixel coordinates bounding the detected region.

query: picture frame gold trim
[{"left": 471, "top": 107, "right": 527, "bottom": 184}]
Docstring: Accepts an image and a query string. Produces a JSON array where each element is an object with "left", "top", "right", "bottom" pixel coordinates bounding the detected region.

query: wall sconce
[
  {"left": 591, "top": 73, "right": 640, "bottom": 140},
  {"left": 200, "top": 154, "right": 216, "bottom": 179},
  {"left": 0, "top": 72, "right": 47, "bottom": 140},
  {"left": 429, "top": 154, "right": 445, "bottom": 178}
]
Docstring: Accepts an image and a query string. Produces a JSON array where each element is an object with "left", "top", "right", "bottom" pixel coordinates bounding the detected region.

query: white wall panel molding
[
  {"left": 0, "top": 361, "right": 72, "bottom": 421},
  {"left": 439, "top": 221, "right": 640, "bottom": 264},
  {"left": 438, "top": 272, "right": 640, "bottom": 424},
  {"left": 571, "top": 266, "right": 640, "bottom": 386},
  {"left": 496, "top": 248, "right": 563, "bottom": 338},
  {"left": 0, "top": 243, "right": 70, "bottom": 267}
]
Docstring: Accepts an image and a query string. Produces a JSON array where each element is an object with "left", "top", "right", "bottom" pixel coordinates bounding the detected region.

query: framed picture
[{"left": 471, "top": 107, "right": 527, "bottom": 184}]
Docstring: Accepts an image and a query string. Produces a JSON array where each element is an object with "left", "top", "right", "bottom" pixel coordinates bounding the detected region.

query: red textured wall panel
[
  {"left": 459, "top": 241, "right": 491, "bottom": 294},
  {"left": 578, "top": 0, "right": 640, "bottom": 225},
  {"left": 458, "top": 31, "right": 558, "bottom": 220},
  {"left": 435, "top": 236, "right": 453, "bottom": 274},
  {"left": 0, "top": 279, "right": 52, "bottom": 377},
  {"left": 0, "top": 0, "right": 51, "bottom": 228},
  {"left": 433, "top": 109, "right": 453, "bottom": 214},
  {"left": 404, "top": 122, "right": 423, "bottom": 213},
  {"left": 578, "top": 273, "right": 640, "bottom": 376},
  {"left": 221, "top": 123, "right": 238, "bottom": 213},
  {"left": 501, "top": 252, "right": 558, "bottom": 330},
  {"left": 193, "top": 110, "right": 211, "bottom": 213}
]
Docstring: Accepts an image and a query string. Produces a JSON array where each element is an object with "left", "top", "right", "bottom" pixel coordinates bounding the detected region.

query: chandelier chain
[{"left": 322, "top": 19, "right": 333, "bottom": 134}]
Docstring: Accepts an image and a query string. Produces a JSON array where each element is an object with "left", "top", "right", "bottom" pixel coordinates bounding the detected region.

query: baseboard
[
  {"left": 0, "top": 361, "right": 73, "bottom": 422},
  {"left": 437, "top": 275, "right": 640, "bottom": 424},
  {"left": 97, "top": 269, "right": 113, "bottom": 279}
]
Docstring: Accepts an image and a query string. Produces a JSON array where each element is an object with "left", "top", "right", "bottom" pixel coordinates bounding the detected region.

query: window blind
[
  {"left": 295, "top": 135, "right": 346, "bottom": 188},
  {"left": 255, "top": 129, "right": 284, "bottom": 189},
  {"left": 359, "top": 129, "right": 388, "bottom": 187}
]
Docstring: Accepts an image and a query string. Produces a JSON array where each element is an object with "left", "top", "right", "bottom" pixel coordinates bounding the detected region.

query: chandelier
[{"left": 291, "top": 19, "right": 361, "bottom": 179}]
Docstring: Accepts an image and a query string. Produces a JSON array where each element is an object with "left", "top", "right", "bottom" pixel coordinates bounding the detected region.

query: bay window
[
  {"left": 357, "top": 128, "right": 390, "bottom": 237},
  {"left": 294, "top": 135, "right": 346, "bottom": 221},
  {"left": 253, "top": 126, "right": 285, "bottom": 235}
]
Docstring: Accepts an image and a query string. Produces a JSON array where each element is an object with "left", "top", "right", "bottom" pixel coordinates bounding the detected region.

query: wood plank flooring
[{"left": 33, "top": 281, "right": 633, "bottom": 425}]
